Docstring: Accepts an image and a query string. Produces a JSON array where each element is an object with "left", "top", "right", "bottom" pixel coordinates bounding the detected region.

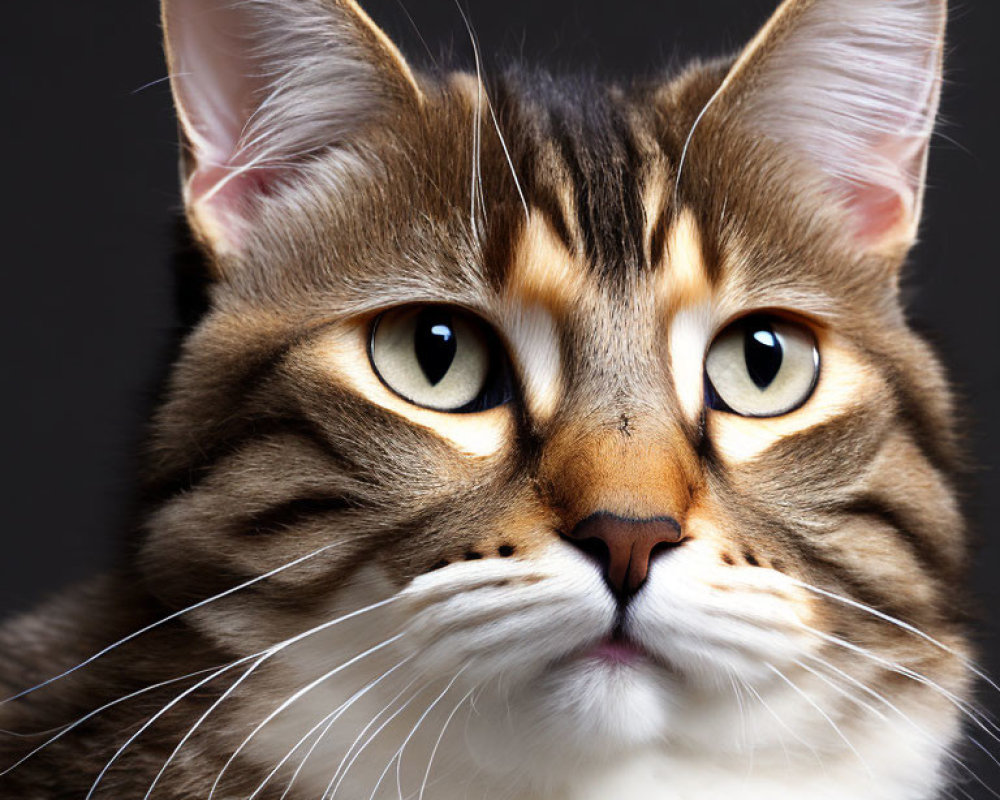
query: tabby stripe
[
  {"left": 751, "top": 408, "right": 886, "bottom": 487},
  {"left": 843, "top": 497, "right": 950, "bottom": 582},
  {"left": 526, "top": 180, "right": 576, "bottom": 255},
  {"left": 887, "top": 369, "right": 962, "bottom": 487},
  {"left": 143, "top": 416, "right": 352, "bottom": 509},
  {"left": 692, "top": 204, "right": 724, "bottom": 284},
  {"left": 548, "top": 93, "right": 646, "bottom": 277},
  {"left": 789, "top": 531, "right": 919, "bottom": 625},
  {"left": 144, "top": 312, "right": 379, "bottom": 507},
  {"left": 143, "top": 326, "right": 310, "bottom": 502},
  {"left": 239, "top": 496, "right": 358, "bottom": 536},
  {"left": 647, "top": 203, "right": 670, "bottom": 271},
  {"left": 491, "top": 79, "right": 576, "bottom": 258},
  {"left": 855, "top": 340, "right": 961, "bottom": 484}
]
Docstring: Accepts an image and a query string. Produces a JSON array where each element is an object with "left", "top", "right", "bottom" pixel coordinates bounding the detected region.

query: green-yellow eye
[
  {"left": 369, "top": 306, "right": 512, "bottom": 413},
  {"left": 705, "top": 314, "right": 820, "bottom": 418}
]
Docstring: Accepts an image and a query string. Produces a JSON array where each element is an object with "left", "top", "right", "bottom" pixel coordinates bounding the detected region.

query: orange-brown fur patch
[
  {"left": 658, "top": 209, "right": 714, "bottom": 312},
  {"left": 540, "top": 421, "right": 699, "bottom": 528},
  {"left": 507, "top": 211, "right": 590, "bottom": 313}
]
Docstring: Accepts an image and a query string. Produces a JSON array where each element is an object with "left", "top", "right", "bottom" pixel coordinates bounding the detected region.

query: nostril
[
  {"left": 562, "top": 533, "right": 611, "bottom": 573},
  {"left": 650, "top": 540, "right": 685, "bottom": 561}
]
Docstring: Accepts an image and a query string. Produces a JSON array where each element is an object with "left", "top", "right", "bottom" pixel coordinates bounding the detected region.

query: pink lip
[{"left": 584, "top": 637, "right": 647, "bottom": 666}]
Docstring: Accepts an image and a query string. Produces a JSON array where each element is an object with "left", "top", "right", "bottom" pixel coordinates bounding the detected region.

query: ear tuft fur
[
  {"left": 720, "top": 0, "right": 947, "bottom": 251},
  {"left": 162, "top": 0, "right": 421, "bottom": 254}
]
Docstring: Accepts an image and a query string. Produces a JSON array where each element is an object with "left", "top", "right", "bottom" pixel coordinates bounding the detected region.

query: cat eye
[
  {"left": 369, "top": 305, "right": 512, "bottom": 413},
  {"left": 704, "top": 314, "right": 819, "bottom": 418}
]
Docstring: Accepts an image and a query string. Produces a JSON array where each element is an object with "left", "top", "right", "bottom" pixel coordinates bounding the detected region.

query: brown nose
[{"left": 565, "top": 513, "right": 686, "bottom": 598}]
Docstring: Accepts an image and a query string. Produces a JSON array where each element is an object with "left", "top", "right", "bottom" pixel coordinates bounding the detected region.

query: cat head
[{"left": 144, "top": 0, "right": 967, "bottom": 792}]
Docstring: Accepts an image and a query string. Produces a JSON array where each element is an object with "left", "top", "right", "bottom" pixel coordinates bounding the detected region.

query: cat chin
[{"left": 463, "top": 656, "right": 678, "bottom": 777}]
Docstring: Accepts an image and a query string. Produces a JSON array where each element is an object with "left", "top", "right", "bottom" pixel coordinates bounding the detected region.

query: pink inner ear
[
  {"left": 838, "top": 130, "right": 928, "bottom": 248},
  {"left": 165, "top": 0, "right": 418, "bottom": 253},
  {"left": 842, "top": 182, "right": 909, "bottom": 248},
  {"left": 188, "top": 165, "right": 280, "bottom": 205},
  {"left": 168, "top": 0, "right": 263, "bottom": 163},
  {"left": 187, "top": 164, "right": 282, "bottom": 251},
  {"left": 166, "top": 0, "right": 278, "bottom": 246},
  {"left": 729, "top": 0, "right": 944, "bottom": 255}
]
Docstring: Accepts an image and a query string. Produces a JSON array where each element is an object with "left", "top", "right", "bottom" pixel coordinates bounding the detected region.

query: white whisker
[
  {"left": 365, "top": 666, "right": 467, "bottom": 800},
  {"left": 417, "top": 685, "right": 475, "bottom": 800},
  {"left": 86, "top": 654, "right": 261, "bottom": 800},
  {"left": 0, "top": 663, "right": 227, "bottom": 776},
  {"left": 765, "top": 662, "right": 872, "bottom": 777},
  {"left": 209, "top": 628, "right": 405, "bottom": 800},
  {"left": 792, "top": 658, "right": 887, "bottom": 722},
  {"left": 263, "top": 655, "right": 413, "bottom": 800},
  {"left": 131, "top": 73, "right": 190, "bottom": 95},
  {"left": 673, "top": 79, "right": 728, "bottom": 208},
  {"left": 485, "top": 97, "right": 529, "bottom": 221},
  {"left": 804, "top": 652, "right": 1000, "bottom": 799},
  {"left": 395, "top": 667, "right": 468, "bottom": 800},
  {"left": 969, "top": 736, "right": 1000, "bottom": 773},
  {"left": 394, "top": 1, "right": 439, "bottom": 71},
  {"left": 141, "top": 652, "right": 272, "bottom": 800},
  {"left": 323, "top": 677, "right": 426, "bottom": 800},
  {"left": 454, "top": 0, "right": 487, "bottom": 244},
  {"left": 739, "top": 677, "right": 809, "bottom": 767},
  {"left": 801, "top": 623, "right": 1000, "bottom": 746},
  {"left": 99, "top": 593, "right": 396, "bottom": 800},
  {"left": 0, "top": 542, "right": 340, "bottom": 707},
  {"left": 788, "top": 578, "right": 1000, "bottom": 697},
  {"left": 953, "top": 785, "right": 977, "bottom": 800},
  {"left": 726, "top": 672, "right": 753, "bottom": 774}
]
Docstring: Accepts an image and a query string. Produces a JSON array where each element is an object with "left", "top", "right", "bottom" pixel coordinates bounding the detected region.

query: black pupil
[
  {"left": 744, "top": 320, "right": 783, "bottom": 389},
  {"left": 414, "top": 309, "right": 458, "bottom": 386}
]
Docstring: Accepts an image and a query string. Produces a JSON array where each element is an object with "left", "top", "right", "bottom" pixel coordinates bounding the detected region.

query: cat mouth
[
  {"left": 576, "top": 620, "right": 654, "bottom": 668},
  {"left": 581, "top": 635, "right": 648, "bottom": 667}
]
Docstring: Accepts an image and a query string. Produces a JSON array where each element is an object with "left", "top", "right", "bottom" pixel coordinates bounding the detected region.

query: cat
[{"left": 0, "top": 0, "right": 981, "bottom": 798}]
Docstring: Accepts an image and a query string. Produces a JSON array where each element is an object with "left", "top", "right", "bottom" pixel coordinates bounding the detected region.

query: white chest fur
[{"left": 555, "top": 746, "right": 946, "bottom": 800}]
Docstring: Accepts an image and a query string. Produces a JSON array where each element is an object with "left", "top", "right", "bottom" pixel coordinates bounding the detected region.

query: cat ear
[
  {"left": 161, "top": 0, "right": 423, "bottom": 255},
  {"left": 713, "top": 0, "right": 946, "bottom": 253}
]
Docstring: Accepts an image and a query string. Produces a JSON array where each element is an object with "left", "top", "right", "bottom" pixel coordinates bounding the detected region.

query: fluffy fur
[{"left": 0, "top": 1, "right": 981, "bottom": 798}]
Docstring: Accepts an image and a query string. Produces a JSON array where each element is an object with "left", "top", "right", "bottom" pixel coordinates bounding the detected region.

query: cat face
[{"left": 142, "top": 0, "right": 968, "bottom": 794}]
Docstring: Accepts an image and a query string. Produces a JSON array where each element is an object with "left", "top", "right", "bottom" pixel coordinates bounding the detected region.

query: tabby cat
[{"left": 0, "top": 0, "right": 981, "bottom": 798}]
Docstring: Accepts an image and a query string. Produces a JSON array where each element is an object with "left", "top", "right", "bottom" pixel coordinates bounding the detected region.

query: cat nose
[{"left": 564, "top": 513, "right": 686, "bottom": 599}]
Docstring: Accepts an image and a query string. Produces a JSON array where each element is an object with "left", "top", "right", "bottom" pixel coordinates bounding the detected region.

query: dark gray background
[{"left": 0, "top": 0, "right": 997, "bottom": 792}]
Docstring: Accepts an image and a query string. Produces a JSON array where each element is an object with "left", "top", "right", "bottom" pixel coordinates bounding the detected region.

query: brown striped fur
[{"left": 0, "top": 1, "right": 976, "bottom": 798}]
